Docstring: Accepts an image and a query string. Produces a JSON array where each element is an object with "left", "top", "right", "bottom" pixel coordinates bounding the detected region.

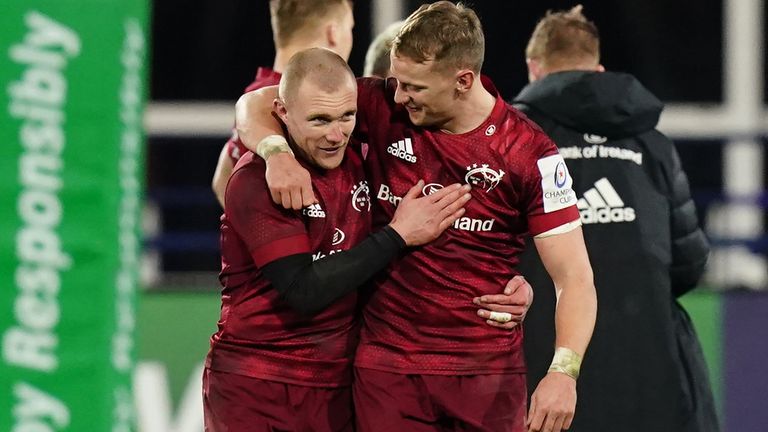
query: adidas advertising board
[{"left": 577, "top": 178, "right": 636, "bottom": 224}]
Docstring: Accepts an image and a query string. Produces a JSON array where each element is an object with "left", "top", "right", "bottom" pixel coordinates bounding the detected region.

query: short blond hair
[
  {"left": 270, "top": 0, "right": 352, "bottom": 48},
  {"left": 279, "top": 48, "right": 355, "bottom": 104},
  {"left": 393, "top": 1, "right": 484, "bottom": 73},
  {"left": 526, "top": 5, "right": 600, "bottom": 70}
]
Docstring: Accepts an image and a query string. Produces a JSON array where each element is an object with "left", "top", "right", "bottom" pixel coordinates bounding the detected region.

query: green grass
[{"left": 137, "top": 291, "right": 220, "bottom": 403}]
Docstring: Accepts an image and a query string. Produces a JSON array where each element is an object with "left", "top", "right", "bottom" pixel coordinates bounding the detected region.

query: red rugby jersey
[
  {"left": 352, "top": 77, "right": 580, "bottom": 375},
  {"left": 207, "top": 149, "right": 371, "bottom": 387}
]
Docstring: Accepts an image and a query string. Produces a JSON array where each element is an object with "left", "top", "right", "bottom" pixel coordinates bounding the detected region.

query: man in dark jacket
[{"left": 512, "top": 5, "right": 719, "bottom": 432}]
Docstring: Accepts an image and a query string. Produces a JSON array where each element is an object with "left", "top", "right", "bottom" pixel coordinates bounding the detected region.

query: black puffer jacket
[{"left": 514, "top": 71, "right": 718, "bottom": 432}]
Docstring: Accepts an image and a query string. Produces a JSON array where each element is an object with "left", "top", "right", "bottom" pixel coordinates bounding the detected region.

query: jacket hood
[{"left": 513, "top": 71, "right": 663, "bottom": 138}]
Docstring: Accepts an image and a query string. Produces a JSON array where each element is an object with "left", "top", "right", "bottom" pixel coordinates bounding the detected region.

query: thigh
[
  {"left": 291, "top": 384, "right": 354, "bottom": 432},
  {"left": 203, "top": 368, "right": 291, "bottom": 432},
  {"left": 427, "top": 374, "right": 527, "bottom": 432},
  {"left": 203, "top": 368, "right": 353, "bottom": 432},
  {"left": 353, "top": 367, "right": 440, "bottom": 432}
]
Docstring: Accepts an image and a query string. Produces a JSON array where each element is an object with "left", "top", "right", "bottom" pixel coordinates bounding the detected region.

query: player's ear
[
  {"left": 273, "top": 98, "right": 288, "bottom": 122},
  {"left": 326, "top": 22, "right": 338, "bottom": 49},
  {"left": 526, "top": 58, "right": 542, "bottom": 82},
  {"left": 455, "top": 69, "right": 475, "bottom": 95}
]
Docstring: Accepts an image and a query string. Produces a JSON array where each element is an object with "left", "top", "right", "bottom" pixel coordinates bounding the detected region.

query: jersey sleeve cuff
[
  {"left": 227, "top": 138, "right": 247, "bottom": 163},
  {"left": 528, "top": 205, "right": 580, "bottom": 237},
  {"left": 534, "top": 219, "right": 582, "bottom": 238},
  {"left": 252, "top": 234, "right": 311, "bottom": 267}
]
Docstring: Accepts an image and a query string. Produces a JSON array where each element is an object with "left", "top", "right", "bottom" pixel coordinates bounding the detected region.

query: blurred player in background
[
  {"left": 204, "top": 48, "right": 471, "bottom": 432},
  {"left": 211, "top": 0, "right": 355, "bottom": 207},
  {"left": 363, "top": 20, "right": 403, "bottom": 78},
  {"left": 235, "top": 2, "right": 597, "bottom": 431},
  {"left": 511, "top": 6, "right": 719, "bottom": 432}
]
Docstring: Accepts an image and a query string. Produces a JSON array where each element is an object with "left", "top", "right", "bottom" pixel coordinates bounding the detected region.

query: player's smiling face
[
  {"left": 389, "top": 52, "right": 458, "bottom": 128},
  {"left": 276, "top": 78, "right": 357, "bottom": 170}
]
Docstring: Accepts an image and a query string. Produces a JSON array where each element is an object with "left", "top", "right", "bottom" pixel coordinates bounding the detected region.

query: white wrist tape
[
  {"left": 548, "top": 346, "right": 582, "bottom": 380},
  {"left": 256, "top": 135, "right": 293, "bottom": 161}
]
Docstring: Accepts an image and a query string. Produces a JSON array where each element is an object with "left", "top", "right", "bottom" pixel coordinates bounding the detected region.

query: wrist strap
[
  {"left": 256, "top": 135, "right": 293, "bottom": 161},
  {"left": 548, "top": 346, "right": 582, "bottom": 380}
]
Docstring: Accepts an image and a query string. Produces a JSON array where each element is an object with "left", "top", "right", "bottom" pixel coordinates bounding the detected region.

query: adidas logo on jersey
[
  {"left": 387, "top": 138, "right": 417, "bottom": 163},
  {"left": 303, "top": 203, "right": 326, "bottom": 218},
  {"left": 577, "top": 178, "right": 635, "bottom": 224}
]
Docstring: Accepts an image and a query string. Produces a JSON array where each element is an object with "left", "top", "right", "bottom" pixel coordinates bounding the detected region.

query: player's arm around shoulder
[
  {"left": 527, "top": 225, "right": 596, "bottom": 432},
  {"left": 234, "top": 85, "right": 281, "bottom": 151},
  {"left": 234, "top": 86, "right": 316, "bottom": 209},
  {"left": 212, "top": 143, "right": 234, "bottom": 208}
]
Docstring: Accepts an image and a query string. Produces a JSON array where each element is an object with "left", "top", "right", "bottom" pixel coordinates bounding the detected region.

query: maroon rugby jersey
[
  {"left": 352, "top": 77, "right": 580, "bottom": 375},
  {"left": 206, "top": 149, "right": 371, "bottom": 387},
  {"left": 227, "top": 67, "right": 282, "bottom": 162}
]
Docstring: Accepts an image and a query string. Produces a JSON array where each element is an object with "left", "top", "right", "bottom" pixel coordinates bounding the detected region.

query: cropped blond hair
[
  {"left": 393, "top": 1, "right": 484, "bottom": 73},
  {"left": 270, "top": 0, "right": 352, "bottom": 48},
  {"left": 526, "top": 5, "right": 600, "bottom": 70}
]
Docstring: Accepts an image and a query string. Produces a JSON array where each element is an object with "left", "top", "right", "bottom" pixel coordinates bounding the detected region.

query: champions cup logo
[
  {"left": 351, "top": 180, "right": 371, "bottom": 212},
  {"left": 555, "top": 161, "right": 568, "bottom": 188},
  {"left": 332, "top": 228, "right": 346, "bottom": 245},
  {"left": 465, "top": 163, "right": 505, "bottom": 192}
]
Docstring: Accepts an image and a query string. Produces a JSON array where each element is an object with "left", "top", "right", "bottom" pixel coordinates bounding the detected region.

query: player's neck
[
  {"left": 440, "top": 86, "right": 496, "bottom": 134},
  {"left": 272, "top": 49, "right": 294, "bottom": 74},
  {"left": 274, "top": 42, "right": 329, "bottom": 73}
]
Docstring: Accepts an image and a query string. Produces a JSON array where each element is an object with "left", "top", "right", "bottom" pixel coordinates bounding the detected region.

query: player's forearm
[
  {"left": 533, "top": 226, "right": 596, "bottom": 357},
  {"left": 553, "top": 274, "right": 596, "bottom": 357},
  {"left": 261, "top": 226, "right": 406, "bottom": 316},
  {"left": 234, "top": 86, "right": 284, "bottom": 155}
]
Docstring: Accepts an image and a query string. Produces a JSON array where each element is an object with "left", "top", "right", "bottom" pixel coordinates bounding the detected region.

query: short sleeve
[
  {"left": 225, "top": 161, "right": 311, "bottom": 267},
  {"left": 521, "top": 133, "right": 580, "bottom": 236}
]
